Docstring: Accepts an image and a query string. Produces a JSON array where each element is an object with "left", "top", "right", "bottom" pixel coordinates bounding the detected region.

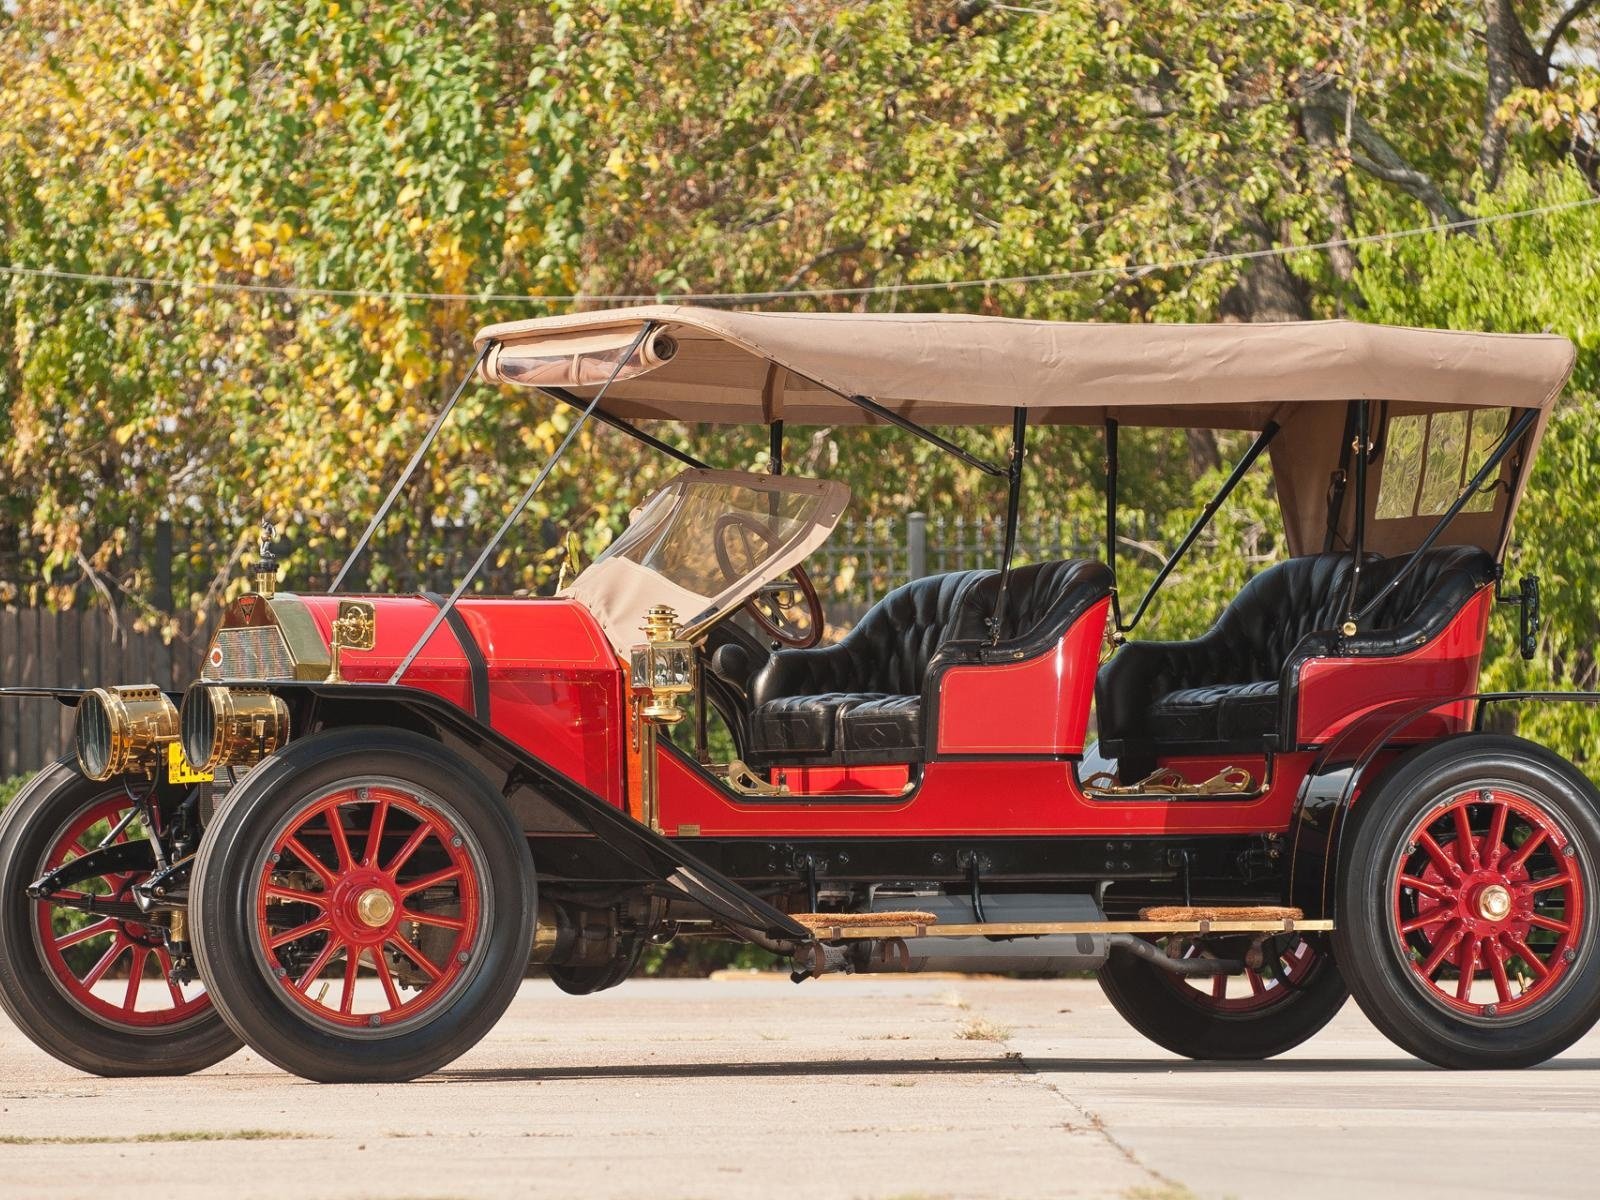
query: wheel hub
[
  {"left": 1476, "top": 883, "right": 1512, "bottom": 922},
  {"left": 355, "top": 887, "right": 396, "bottom": 929}
]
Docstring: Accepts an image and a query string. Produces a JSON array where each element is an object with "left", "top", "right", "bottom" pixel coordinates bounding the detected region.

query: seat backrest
[
  {"left": 1204, "top": 545, "right": 1496, "bottom": 682},
  {"left": 1354, "top": 545, "right": 1496, "bottom": 632},
  {"left": 1207, "top": 553, "right": 1362, "bottom": 682},
  {"left": 839, "top": 568, "right": 995, "bottom": 694},
  {"left": 952, "top": 559, "right": 1116, "bottom": 645}
]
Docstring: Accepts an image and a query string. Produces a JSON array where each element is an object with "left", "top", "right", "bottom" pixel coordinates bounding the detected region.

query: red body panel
[
  {"left": 293, "top": 595, "right": 627, "bottom": 805},
  {"left": 935, "top": 596, "right": 1110, "bottom": 757},
  {"left": 279, "top": 576, "right": 1491, "bottom": 844},
  {"left": 768, "top": 764, "right": 910, "bottom": 796},
  {"left": 1292, "top": 586, "right": 1492, "bottom": 747}
]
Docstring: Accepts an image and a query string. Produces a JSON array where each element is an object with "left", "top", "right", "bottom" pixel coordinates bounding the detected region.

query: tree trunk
[{"left": 1480, "top": 0, "right": 1518, "bottom": 189}]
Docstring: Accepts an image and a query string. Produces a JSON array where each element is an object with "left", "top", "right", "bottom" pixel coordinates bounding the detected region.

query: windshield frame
[{"left": 561, "top": 468, "right": 850, "bottom": 650}]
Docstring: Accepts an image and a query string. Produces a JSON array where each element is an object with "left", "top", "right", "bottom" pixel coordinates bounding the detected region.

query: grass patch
[
  {"left": 0, "top": 775, "right": 26, "bottom": 813},
  {"left": 954, "top": 1016, "right": 1012, "bottom": 1042},
  {"left": 0, "top": 1129, "right": 317, "bottom": 1146}
]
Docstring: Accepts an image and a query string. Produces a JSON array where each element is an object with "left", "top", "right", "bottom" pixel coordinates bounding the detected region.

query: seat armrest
[{"left": 750, "top": 643, "right": 862, "bottom": 708}]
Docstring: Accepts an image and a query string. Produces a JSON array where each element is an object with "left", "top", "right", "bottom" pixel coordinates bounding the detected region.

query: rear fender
[
  {"left": 1289, "top": 689, "right": 1600, "bottom": 920},
  {"left": 218, "top": 681, "right": 809, "bottom": 943}
]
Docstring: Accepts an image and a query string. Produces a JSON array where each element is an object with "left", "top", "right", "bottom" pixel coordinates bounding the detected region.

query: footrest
[
  {"left": 792, "top": 910, "right": 938, "bottom": 932},
  {"left": 1140, "top": 905, "right": 1303, "bottom": 922}
]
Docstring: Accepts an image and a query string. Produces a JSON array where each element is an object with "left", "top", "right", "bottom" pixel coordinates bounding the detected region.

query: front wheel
[
  {"left": 191, "top": 728, "right": 535, "bottom": 1082},
  {"left": 1098, "top": 932, "right": 1347, "bottom": 1060},
  {"left": 0, "top": 760, "right": 241, "bottom": 1076},
  {"left": 1334, "top": 734, "right": 1600, "bottom": 1069}
]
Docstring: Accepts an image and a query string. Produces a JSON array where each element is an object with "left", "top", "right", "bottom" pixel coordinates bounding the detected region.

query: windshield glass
[{"left": 563, "top": 469, "right": 849, "bottom": 651}]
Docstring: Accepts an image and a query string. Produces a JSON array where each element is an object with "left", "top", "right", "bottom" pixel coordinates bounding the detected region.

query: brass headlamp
[
  {"left": 74, "top": 685, "right": 180, "bottom": 781},
  {"left": 630, "top": 605, "right": 694, "bottom": 724},
  {"left": 180, "top": 684, "right": 290, "bottom": 772}
]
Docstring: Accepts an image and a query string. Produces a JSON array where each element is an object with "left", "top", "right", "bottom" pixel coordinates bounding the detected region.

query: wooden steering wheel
[{"left": 712, "top": 513, "right": 824, "bottom": 648}]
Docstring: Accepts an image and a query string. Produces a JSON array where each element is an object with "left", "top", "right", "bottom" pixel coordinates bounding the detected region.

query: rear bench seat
[
  {"left": 1095, "top": 545, "right": 1496, "bottom": 770},
  {"left": 747, "top": 560, "right": 1114, "bottom": 766}
]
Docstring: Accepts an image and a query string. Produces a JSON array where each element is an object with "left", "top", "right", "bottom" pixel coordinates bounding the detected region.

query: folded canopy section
[{"left": 473, "top": 306, "right": 1576, "bottom": 556}]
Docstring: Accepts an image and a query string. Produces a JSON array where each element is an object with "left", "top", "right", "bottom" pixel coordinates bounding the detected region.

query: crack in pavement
[{"left": 965, "top": 994, "right": 1190, "bottom": 1197}]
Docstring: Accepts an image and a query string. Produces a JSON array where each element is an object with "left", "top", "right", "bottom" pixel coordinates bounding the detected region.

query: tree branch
[
  {"left": 1542, "top": 1, "right": 1596, "bottom": 69},
  {"left": 1301, "top": 84, "right": 1467, "bottom": 224}
]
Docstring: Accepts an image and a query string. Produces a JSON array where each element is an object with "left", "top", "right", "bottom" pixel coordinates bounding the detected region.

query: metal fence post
[{"left": 907, "top": 512, "right": 927, "bottom": 579}]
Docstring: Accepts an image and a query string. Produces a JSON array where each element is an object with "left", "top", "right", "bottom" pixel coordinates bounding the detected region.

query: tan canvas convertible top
[{"left": 473, "top": 306, "right": 1575, "bottom": 556}]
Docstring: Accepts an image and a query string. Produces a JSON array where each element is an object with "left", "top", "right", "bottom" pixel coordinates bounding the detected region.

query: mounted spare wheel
[
  {"left": 190, "top": 727, "right": 535, "bottom": 1083},
  {"left": 1334, "top": 733, "right": 1600, "bottom": 1069},
  {"left": 0, "top": 760, "right": 241, "bottom": 1076}
]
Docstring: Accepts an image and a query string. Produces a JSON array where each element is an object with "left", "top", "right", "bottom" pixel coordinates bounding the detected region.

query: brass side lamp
[{"left": 630, "top": 605, "right": 694, "bottom": 724}]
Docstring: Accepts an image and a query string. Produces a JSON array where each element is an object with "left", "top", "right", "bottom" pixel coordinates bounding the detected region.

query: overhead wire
[{"left": 0, "top": 194, "right": 1595, "bottom": 307}]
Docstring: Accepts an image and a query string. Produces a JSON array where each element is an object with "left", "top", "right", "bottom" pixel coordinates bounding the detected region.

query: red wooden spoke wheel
[
  {"left": 36, "top": 796, "right": 210, "bottom": 1028},
  {"left": 0, "top": 760, "right": 240, "bottom": 1076},
  {"left": 1164, "top": 935, "right": 1324, "bottom": 1014},
  {"left": 1393, "top": 788, "right": 1583, "bottom": 1018},
  {"left": 1098, "top": 932, "right": 1347, "bottom": 1060},
  {"left": 1334, "top": 734, "right": 1600, "bottom": 1069},
  {"left": 190, "top": 729, "right": 535, "bottom": 1082},
  {"left": 254, "top": 782, "right": 484, "bottom": 1032}
]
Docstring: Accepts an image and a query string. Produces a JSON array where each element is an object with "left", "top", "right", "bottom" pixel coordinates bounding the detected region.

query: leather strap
[{"left": 420, "top": 591, "right": 491, "bottom": 722}]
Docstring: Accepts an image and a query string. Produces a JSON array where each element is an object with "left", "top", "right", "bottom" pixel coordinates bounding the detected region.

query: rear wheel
[
  {"left": 0, "top": 760, "right": 240, "bottom": 1076},
  {"left": 1334, "top": 734, "right": 1600, "bottom": 1068},
  {"left": 191, "top": 729, "right": 535, "bottom": 1082},
  {"left": 1098, "top": 932, "right": 1347, "bottom": 1059}
]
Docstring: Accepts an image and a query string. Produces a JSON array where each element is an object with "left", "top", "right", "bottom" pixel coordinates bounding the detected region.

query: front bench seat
[
  {"left": 748, "top": 569, "right": 994, "bottom": 763},
  {"left": 1096, "top": 545, "right": 1496, "bottom": 765},
  {"left": 748, "top": 559, "right": 1114, "bottom": 766}
]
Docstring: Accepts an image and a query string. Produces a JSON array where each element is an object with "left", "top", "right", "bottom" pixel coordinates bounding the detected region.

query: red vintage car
[{"left": 2, "top": 309, "right": 1596, "bottom": 1082}]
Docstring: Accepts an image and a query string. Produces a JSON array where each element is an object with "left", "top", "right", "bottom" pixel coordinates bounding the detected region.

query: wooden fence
[{"left": 0, "top": 607, "right": 207, "bottom": 779}]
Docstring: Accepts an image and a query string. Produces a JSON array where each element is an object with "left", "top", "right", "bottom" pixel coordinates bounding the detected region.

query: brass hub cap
[
  {"left": 1476, "top": 883, "right": 1513, "bottom": 922},
  {"left": 355, "top": 887, "right": 396, "bottom": 929}
]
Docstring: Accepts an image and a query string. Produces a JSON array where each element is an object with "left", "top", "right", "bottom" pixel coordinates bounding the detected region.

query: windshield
[{"left": 563, "top": 469, "right": 849, "bottom": 651}]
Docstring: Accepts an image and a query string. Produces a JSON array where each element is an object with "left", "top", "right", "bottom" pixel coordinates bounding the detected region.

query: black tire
[
  {"left": 191, "top": 728, "right": 535, "bottom": 1083},
  {"left": 1098, "top": 933, "right": 1347, "bottom": 1060},
  {"left": 1333, "top": 733, "right": 1600, "bottom": 1069},
  {"left": 548, "top": 937, "right": 645, "bottom": 996},
  {"left": 0, "top": 759, "right": 241, "bottom": 1076}
]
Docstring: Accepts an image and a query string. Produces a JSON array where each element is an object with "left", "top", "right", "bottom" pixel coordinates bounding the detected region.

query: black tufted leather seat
[
  {"left": 1096, "top": 545, "right": 1496, "bottom": 766},
  {"left": 748, "top": 560, "right": 1114, "bottom": 765}
]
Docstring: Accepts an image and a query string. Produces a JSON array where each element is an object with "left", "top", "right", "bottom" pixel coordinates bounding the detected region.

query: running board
[{"left": 797, "top": 917, "right": 1332, "bottom": 940}]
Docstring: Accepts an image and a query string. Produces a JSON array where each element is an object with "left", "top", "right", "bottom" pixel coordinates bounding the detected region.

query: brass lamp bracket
[{"left": 325, "top": 600, "right": 376, "bottom": 683}]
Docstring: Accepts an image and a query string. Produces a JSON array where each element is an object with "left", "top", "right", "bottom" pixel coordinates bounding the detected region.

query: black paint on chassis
[{"left": 0, "top": 760, "right": 242, "bottom": 1076}]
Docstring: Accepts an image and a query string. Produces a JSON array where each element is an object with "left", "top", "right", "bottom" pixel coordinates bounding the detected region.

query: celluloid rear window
[{"left": 1375, "top": 407, "right": 1508, "bottom": 520}]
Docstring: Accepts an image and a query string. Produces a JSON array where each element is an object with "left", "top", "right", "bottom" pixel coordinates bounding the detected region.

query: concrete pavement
[{"left": 1, "top": 975, "right": 1596, "bottom": 1199}]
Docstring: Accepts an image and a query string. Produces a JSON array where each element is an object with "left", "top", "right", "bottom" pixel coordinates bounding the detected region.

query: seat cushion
[
  {"left": 837, "top": 694, "right": 922, "bottom": 757},
  {"left": 750, "top": 693, "right": 849, "bottom": 757},
  {"left": 750, "top": 692, "right": 924, "bottom": 762},
  {"left": 1149, "top": 680, "right": 1280, "bottom": 745}
]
